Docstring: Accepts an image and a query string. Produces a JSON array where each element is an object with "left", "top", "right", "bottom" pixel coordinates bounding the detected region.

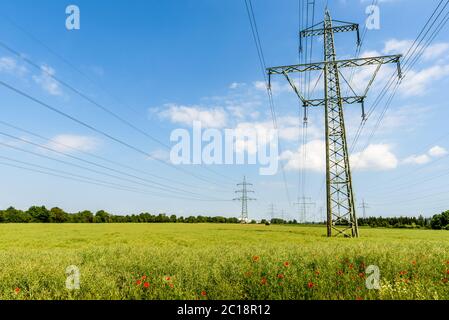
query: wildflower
[
  {"left": 260, "top": 277, "right": 267, "bottom": 285},
  {"left": 136, "top": 280, "right": 142, "bottom": 285},
  {"left": 169, "top": 283, "right": 174, "bottom": 288},
  {"left": 283, "top": 261, "right": 290, "bottom": 267},
  {"left": 349, "top": 264, "right": 354, "bottom": 269},
  {"left": 356, "top": 296, "right": 363, "bottom": 301},
  {"left": 14, "top": 288, "right": 20, "bottom": 294},
  {"left": 277, "top": 274, "right": 284, "bottom": 279},
  {"left": 399, "top": 271, "right": 408, "bottom": 276},
  {"left": 142, "top": 275, "right": 147, "bottom": 280},
  {"left": 315, "top": 271, "right": 320, "bottom": 276},
  {"left": 446, "top": 270, "right": 449, "bottom": 275},
  {"left": 411, "top": 261, "right": 417, "bottom": 266},
  {"left": 337, "top": 270, "right": 344, "bottom": 276},
  {"left": 201, "top": 290, "right": 207, "bottom": 296},
  {"left": 307, "top": 282, "right": 314, "bottom": 288},
  {"left": 252, "top": 256, "right": 260, "bottom": 262},
  {"left": 143, "top": 282, "right": 150, "bottom": 288},
  {"left": 165, "top": 276, "right": 171, "bottom": 281}
]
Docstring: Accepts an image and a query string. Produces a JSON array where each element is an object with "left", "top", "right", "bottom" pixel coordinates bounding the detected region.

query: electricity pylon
[
  {"left": 359, "top": 199, "right": 370, "bottom": 219},
  {"left": 294, "top": 196, "right": 316, "bottom": 223},
  {"left": 267, "top": 9, "right": 402, "bottom": 237},
  {"left": 233, "top": 176, "right": 256, "bottom": 223},
  {"left": 268, "top": 203, "right": 276, "bottom": 220}
]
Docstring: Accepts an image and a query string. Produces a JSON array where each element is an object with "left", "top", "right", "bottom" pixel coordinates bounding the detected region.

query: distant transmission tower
[
  {"left": 233, "top": 176, "right": 256, "bottom": 223},
  {"left": 267, "top": 9, "right": 402, "bottom": 237},
  {"left": 359, "top": 199, "right": 370, "bottom": 219},
  {"left": 268, "top": 203, "right": 276, "bottom": 220},
  {"left": 294, "top": 197, "right": 316, "bottom": 224}
]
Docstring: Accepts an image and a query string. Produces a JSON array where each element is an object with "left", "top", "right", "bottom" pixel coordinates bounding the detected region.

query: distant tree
[
  {"left": 27, "top": 206, "right": 50, "bottom": 223},
  {"left": 51, "top": 207, "right": 69, "bottom": 223},
  {"left": 95, "top": 210, "right": 110, "bottom": 223}
]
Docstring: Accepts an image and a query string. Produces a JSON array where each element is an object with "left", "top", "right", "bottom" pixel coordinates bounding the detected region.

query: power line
[
  {"left": 244, "top": 0, "right": 292, "bottom": 205},
  {"left": 0, "top": 79, "right": 232, "bottom": 188},
  {"left": 0, "top": 131, "right": 228, "bottom": 201},
  {"left": 0, "top": 119, "right": 219, "bottom": 192},
  {"left": 0, "top": 23, "right": 236, "bottom": 185}
]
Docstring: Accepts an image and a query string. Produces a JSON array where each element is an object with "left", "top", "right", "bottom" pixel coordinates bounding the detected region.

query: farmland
[{"left": 0, "top": 223, "right": 448, "bottom": 300}]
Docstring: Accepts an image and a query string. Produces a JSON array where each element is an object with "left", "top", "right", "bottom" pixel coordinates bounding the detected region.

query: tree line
[{"left": 0, "top": 206, "right": 448, "bottom": 230}]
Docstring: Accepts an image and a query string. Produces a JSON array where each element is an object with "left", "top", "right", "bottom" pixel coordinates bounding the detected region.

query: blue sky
[{"left": 0, "top": 0, "right": 448, "bottom": 221}]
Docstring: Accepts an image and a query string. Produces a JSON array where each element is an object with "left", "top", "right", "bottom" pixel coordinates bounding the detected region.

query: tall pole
[
  {"left": 267, "top": 9, "right": 402, "bottom": 237},
  {"left": 359, "top": 199, "right": 369, "bottom": 219},
  {"left": 233, "top": 176, "right": 256, "bottom": 223},
  {"left": 322, "top": 10, "right": 358, "bottom": 237}
]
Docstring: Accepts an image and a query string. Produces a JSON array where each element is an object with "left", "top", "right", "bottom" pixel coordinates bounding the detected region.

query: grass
[{"left": 0, "top": 223, "right": 448, "bottom": 300}]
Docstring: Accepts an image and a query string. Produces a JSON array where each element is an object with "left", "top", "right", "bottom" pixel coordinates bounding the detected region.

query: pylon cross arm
[{"left": 267, "top": 55, "right": 402, "bottom": 75}]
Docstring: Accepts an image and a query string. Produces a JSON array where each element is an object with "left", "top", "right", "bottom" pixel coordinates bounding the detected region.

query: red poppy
[
  {"left": 349, "top": 264, "right": 354, "bottom": 269},
  {"left": 136, "top": 280, "right": 142, "bottom": 285},
  {"left": 359, "top": 272, "right": 365, "bottom": 278},
  {"left": 169, "top": 283, "right": 174, "bottom": 288},
  {"left": 201, "top": 290, "right": 207, "bottom": 296},
  {"left": 252, "top": 256, "right": 260, "bottom": 262},
  {"left": 260, "top": 277, "right": 267, "bottom": 285},
  {"left": 411, "top": 261, "right": 417, "bottom": 266},
  {"left": 399, "top": 271, "right": 408, "bottom": 276},
  {"left": 14, "top": 288, "right": 20, "bottom": 294},
  {"left": 166, "top": 276, "right": 171, "bottom": 281},
  {"left": 143, "top": 282, "right": 150, "bottom": 288},
  {"left": 307, "top": 282, "right": 314, "bottom": 288},
  {"left": 277, "top": 274, "right": 284, "bottom": 279},
  {"left": 283, "top": 261, "right": 290, "bottom": 267},
  {"left": 142, "top": 275, "right": 147, "bottom": 280},
  {"left": 446, "top": 270, "right": 449, "bottom": 275}
]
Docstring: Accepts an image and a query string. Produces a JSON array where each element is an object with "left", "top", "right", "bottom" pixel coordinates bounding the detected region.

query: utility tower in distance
[
  {"left": 294, "top": 196, "right": 316, "bottom": 224},
  {"left": 359, "top": 199, "right": 370, "bottom": 219},
  {"left": 233, "top": 176, "right": 256, "bottom": 223},
  {"left": 267, "top": 9, "right": 402, "bottom": 237},
  {"left": 268, "top": 203, "right": 276, "bottom": 220}
]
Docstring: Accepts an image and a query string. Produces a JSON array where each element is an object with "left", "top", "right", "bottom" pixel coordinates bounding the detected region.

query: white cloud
[
  {"left": 383, "top": 39, "right": 449, "bottom": 61},
  {"left": 229, "top": 82, "right": 246, "bottom": 89},
  {"left": 158, "top": 104, "right": 228, "bottom": 128},
  {"left": 0, "top": 56, "right": 27, "bottom": 77},
  {"left": 403, "top": 145, "right": 448, "bottom": 165},
  {"left": 33, "top": 65, "right": 62, "bottom": 96},
  {"left": 148, "top": 149, "right": 170, "bottom": 162},
  {"left": 403, "top": 154, "right": 431, "bottom": 165},
  {"left": 350, "top": 144, "right": 399, "bottom": 171},
  {"left": 400, "top": 64, "right": 449, "bottom": 96},
  {"left": 281, "top": 140, "right": 326, "bottom": 172},
  {"left": 47, "top": 134, "right": 99, "bottom": 153},
  {"left": 429, "top": 145, "right": 448, "bottom": 157}
]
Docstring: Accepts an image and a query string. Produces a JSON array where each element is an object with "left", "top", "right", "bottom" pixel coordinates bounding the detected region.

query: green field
[{"left": 0, "top": 223, "right": 448, "bottom": 300}]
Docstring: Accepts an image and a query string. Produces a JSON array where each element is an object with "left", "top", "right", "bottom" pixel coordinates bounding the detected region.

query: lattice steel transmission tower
[
  {"left": 359, "top": 199, "right": 370, "bottom": 219},
  {"left": 233, "top": 176, "right": 256, "bottom": 223},
  {"left": 267, "top": 9, "right": 402, "bottom": 237},
  {"left": 294, "top": 196, "right": 316, "bottom": 224}
]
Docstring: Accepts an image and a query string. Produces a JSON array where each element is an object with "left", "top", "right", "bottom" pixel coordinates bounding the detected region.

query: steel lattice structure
[
  {"left": 233, "top": 176, "right": 256, "bottom": 223},
  {"left": 267, "top": 10, "right": 402, "bottom": 237}
]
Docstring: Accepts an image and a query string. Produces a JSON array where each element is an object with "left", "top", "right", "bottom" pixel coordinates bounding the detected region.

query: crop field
[{"left": 0, "top": 223, "right": 448, "bottom": 300}]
